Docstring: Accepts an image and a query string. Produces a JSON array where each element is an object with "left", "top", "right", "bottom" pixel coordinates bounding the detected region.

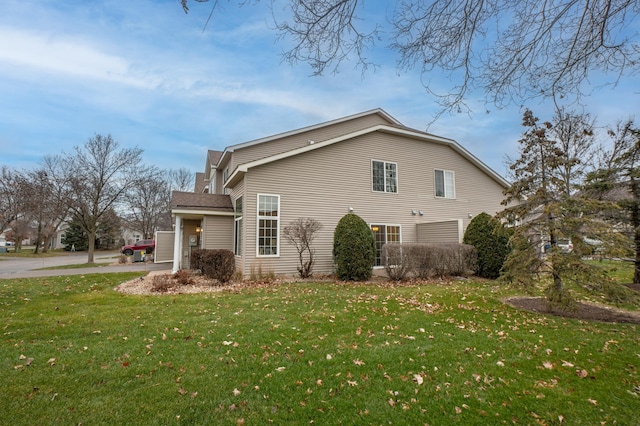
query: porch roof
[{"left": 171, "top": 191, "right": 233, "bottom": 215}]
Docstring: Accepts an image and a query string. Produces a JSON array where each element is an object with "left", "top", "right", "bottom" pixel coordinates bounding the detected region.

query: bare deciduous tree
[
  {"left": 65, "top": 134, "right": 147, "bottom": 263},
  {"left": 0, "top": 166, "right": 21, "bottom": 236},
  {"left": 283, "top": 217, "right": 323, "bottom": 278},
  {"left": 124, "top": 168, "right": 173, "bottom": 239},
  {"left": 183, "top": 0, "right": 640, "bottom": 116},
  {"left": 168, "top": 167, "right": 195, "bottom": 192}
]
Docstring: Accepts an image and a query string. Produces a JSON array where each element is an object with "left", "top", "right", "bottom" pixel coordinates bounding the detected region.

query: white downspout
[{"left": 172, "top": 215, "right": 183, "bottom": 273}]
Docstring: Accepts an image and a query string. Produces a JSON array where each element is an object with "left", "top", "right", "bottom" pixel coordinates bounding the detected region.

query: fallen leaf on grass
[
  {"left": 233, "top": 388, "right": 241, "bottom": 396},
  {"left": 542, "top": 361, "right": 554, "bottom": 370},
  {"left": 576, "top": 369, "right": 588, "bottom": 378},
  {"left": 353, "top": 359, "right": 365, "bottom": 366},
  {"left": 587, "top": 398, "right": 598, "bottom": 405},
  {"left": 413, "top": 374, "right": 424, "bottom": 385}
]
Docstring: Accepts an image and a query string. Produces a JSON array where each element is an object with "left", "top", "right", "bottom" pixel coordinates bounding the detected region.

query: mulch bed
[{"left": 504, "top": 297, "right": 640, "bottom": 324}]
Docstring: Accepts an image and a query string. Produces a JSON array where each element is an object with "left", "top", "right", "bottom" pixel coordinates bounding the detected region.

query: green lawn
[{"left": 1, "top": 272, "right": 638, "bottom": 425}]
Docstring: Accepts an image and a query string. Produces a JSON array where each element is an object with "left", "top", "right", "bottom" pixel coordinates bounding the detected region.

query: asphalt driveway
[{"left": 0, "top": 251, "right": 170, "bottom": 279}]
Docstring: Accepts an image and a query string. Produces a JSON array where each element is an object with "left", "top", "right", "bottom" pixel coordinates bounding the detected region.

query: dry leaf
[
  {"left": 576, "top": 369, "right": 588, "bottom": 378},
  {"left": 347, "top": 380, "right": 358, "bottom": 386},
  {"left": 353, "top": 359, "right": 365, "bottom": 366},
  {"left": 455, "top": 406, "right": 462, "bottom": 414},
  {"left": 413, "top": 374, "right": 424, "bottom": 385},
  {"left": 587, "top": 398, "right": 598, "bottom": 405},
  {"left": 543, "top": 361, "right": 554, "bottom": 370},
  {"left": 561, "top": 360, "right": 574, "bottom": 367}
]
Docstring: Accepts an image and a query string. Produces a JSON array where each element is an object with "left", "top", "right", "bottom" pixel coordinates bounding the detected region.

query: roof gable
[{"left": 226, "top": 124, "right": 509, "bottom": 189}]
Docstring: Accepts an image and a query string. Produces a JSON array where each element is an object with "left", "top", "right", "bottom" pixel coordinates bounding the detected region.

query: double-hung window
[
  {"left": 234, "top": 196, "right": 243, "bottom": 256},
  {"left": 372, "top": 160, "right": 398, "bottom": 193},
  {"left": 223, "top": 167, "right": 230, "bottom": 195},
  {"left": 435, "top": 169, "right": 455, "bottom": 199},
  {"left": 257, "top": 194, "right": 279, "bottom": 256}
]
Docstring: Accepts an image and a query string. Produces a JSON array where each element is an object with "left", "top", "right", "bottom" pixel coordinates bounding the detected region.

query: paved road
[{"left": 0, "top": 251, "right": 171, "bottom": 279}]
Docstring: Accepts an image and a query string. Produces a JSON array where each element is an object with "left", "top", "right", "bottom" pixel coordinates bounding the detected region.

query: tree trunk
[
  {"left": 87, "top": 230, "right": 96, "bottom": 263},
  {"left": 634, "top": 216, "right": 640, "bottom": 284}
]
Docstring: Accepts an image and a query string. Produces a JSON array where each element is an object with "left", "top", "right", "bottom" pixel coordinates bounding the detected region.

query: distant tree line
[{"left": 0, "top": 134, "right": 194, "bottom": 262}]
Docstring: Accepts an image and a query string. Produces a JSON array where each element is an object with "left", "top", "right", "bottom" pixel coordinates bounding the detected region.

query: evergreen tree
[
  {"left": 500, "top": 109, "right": 612, "bottom": 306},
  {"left": 61, "top": 220, "right": 88, "bottom": 251}
]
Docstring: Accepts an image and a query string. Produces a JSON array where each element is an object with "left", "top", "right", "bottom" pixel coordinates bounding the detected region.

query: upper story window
[
  {"left": 372, "top": 160, "right": 398, "bottom": 193},
  {"left": 435, "top": 169, "right": 455, "bottom": 199},
  {"left": 257, "top": 194, "right": 280, "bottom": 257},
  {"left": 234, "top": 196, "right": 243, "bottom": 256},
  {"left": 223, "top": 167, "right": 230, "bottom": 195}
]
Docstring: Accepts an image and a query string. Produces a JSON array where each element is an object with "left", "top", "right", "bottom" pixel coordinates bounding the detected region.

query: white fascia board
[
  {"left": 225, "top": 108, "right": 400, "bottom": 152},
  {"left": 380, "top": 126, "right": 511, "bottom": 188},
  {"left": 171, "top": 209, "right": 235, "bottom": 217},
  {"left": 225, "top": 124, "right": 510, "bottom": 189}
]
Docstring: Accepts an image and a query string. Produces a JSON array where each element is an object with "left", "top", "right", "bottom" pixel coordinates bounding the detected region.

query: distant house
[{"left": 164, "top": 108, "right": 510, "bottom": 276}]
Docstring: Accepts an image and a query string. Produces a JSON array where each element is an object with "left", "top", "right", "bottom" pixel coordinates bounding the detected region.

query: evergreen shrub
[
  {"left": 463, "top": 212, "right": 512, "bottom": 279},
  {"left": 333, "top": 213, "right": 376, "bottom": 281}
]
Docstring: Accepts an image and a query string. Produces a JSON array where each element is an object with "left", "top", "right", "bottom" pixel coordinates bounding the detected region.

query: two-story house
[{"left": 163, "top": 108, "right": 510, "bottom": 277}]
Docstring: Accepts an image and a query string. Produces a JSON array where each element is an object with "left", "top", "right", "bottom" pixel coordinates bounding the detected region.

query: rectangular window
[
  {"left": 223, "top": 167, "right": 230, "bottom": 195},
  {"left": 257, "top": 194, "right": 280, "bottom": 256},
  {"left": 372, "top": 160, "right": 398, "bottom": 193},
  {"left": 370, "top": 224, "right": 401, "bottom": 267},
  {"left": 234, "top": 196, "right": 243, "bottom": 256},
  {"left": 435, "top": 169, "right": 455, "bottom": 199}
]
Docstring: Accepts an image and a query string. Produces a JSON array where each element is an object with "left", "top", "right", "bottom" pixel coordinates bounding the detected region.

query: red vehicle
[{"left": 121, "top": 239, "right": 155, "bottom": 255}]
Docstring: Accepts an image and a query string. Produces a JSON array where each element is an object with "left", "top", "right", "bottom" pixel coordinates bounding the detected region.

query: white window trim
[
  {"left": 369, "top": 223, "right": 402, "bottom": 268},
  {"left": 434, "top": 169, "right": 456, "bottom": 199},
  {"left": 234, "top": 196, "right": 243, "bottom": 256},
  {"left": 256, "top": 193, "right": 280, "bottom": 258},
  {"left": 371, "top": 159, "right": 398, "bottom": 193}
]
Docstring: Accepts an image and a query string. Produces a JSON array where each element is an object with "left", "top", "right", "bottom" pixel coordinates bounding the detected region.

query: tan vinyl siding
[
  {"left": 238, "top": 130, "right": 507, "bottom": 276},
  {"left": 416, "top": 220, "right": 462, "bottom": 244},
  {"left": 229, "top": 114, "right": 393, "bottom": 173},
  {"left": 202, "top": 216, "right": 234, "bottom": 250},
  {"left": 154, "top": 231, "right": 175, "bottom": 263},
  {"left": 182, "top": 220, "right": 201, "bottom": 269}
]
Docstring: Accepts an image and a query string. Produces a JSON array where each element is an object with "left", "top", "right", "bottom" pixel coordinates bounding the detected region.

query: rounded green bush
[
  {"left": 463, "top": 212, "right": 511, "bottom": 279},
  {"left": 333, "top": 213, "right": 376, "bottom": 281}
]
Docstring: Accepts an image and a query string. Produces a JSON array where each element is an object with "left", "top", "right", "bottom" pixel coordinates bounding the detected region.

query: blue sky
[{"left": 1, "top": 0, "right": 638, "bottom": 178}]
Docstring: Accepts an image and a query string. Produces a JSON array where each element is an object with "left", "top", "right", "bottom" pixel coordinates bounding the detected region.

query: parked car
[
  {"left": 556, "top": 239, "right": 573, "bottom": 253},
  {"left": 121, "top": 239, "right": 155, "bottom": 255},
  {"left": 543, "top": 239, "right": 573, "bottom": 254}
]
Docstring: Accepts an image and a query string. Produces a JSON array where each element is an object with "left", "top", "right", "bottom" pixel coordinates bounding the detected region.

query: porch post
[{"left": 172, "top": 215, "right": 183, "bottom": 273}]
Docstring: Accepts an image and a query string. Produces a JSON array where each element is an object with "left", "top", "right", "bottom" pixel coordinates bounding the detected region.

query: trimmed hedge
[
  {"left": 190, "top": 248, "right": 235, "bottom": 284},
  {"left": 333, "top": 213, "right": 376, "bottom": 281},
  {"left": 382, "top": 243, "right": 478, "bottom": 280}
]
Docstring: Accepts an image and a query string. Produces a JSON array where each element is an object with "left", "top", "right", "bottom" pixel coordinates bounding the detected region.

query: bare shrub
[
  {"left": 201, "top": 249, "right": 236, "bottom": 284},
  {"left": 283, "top": 217, "right": 323, "bottom": 278},
  {"left": 398, "top": 243, "right": 477, "bottom": 279},
  {"left": 173, "top": 269, "right": 194, "bottom": 286},
  {"left": 382, "top": 243, "right": 411, "bottom": 281},
  {"left": 190, "top": 249, "right": 205, "bottom": 272},
  {"left": 249, "top": 262, "right": 276, "bottom": 283},
  {"left": 151, "top": 274, "right": 175, "bottom": 293},
  {"left": 118, "top": 254, "right": 128, "bottom": 264}
]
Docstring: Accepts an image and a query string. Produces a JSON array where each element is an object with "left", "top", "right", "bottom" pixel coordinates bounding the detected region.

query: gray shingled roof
[{"left": 171, "top": 191, "right": 233, "bottom": 212}]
